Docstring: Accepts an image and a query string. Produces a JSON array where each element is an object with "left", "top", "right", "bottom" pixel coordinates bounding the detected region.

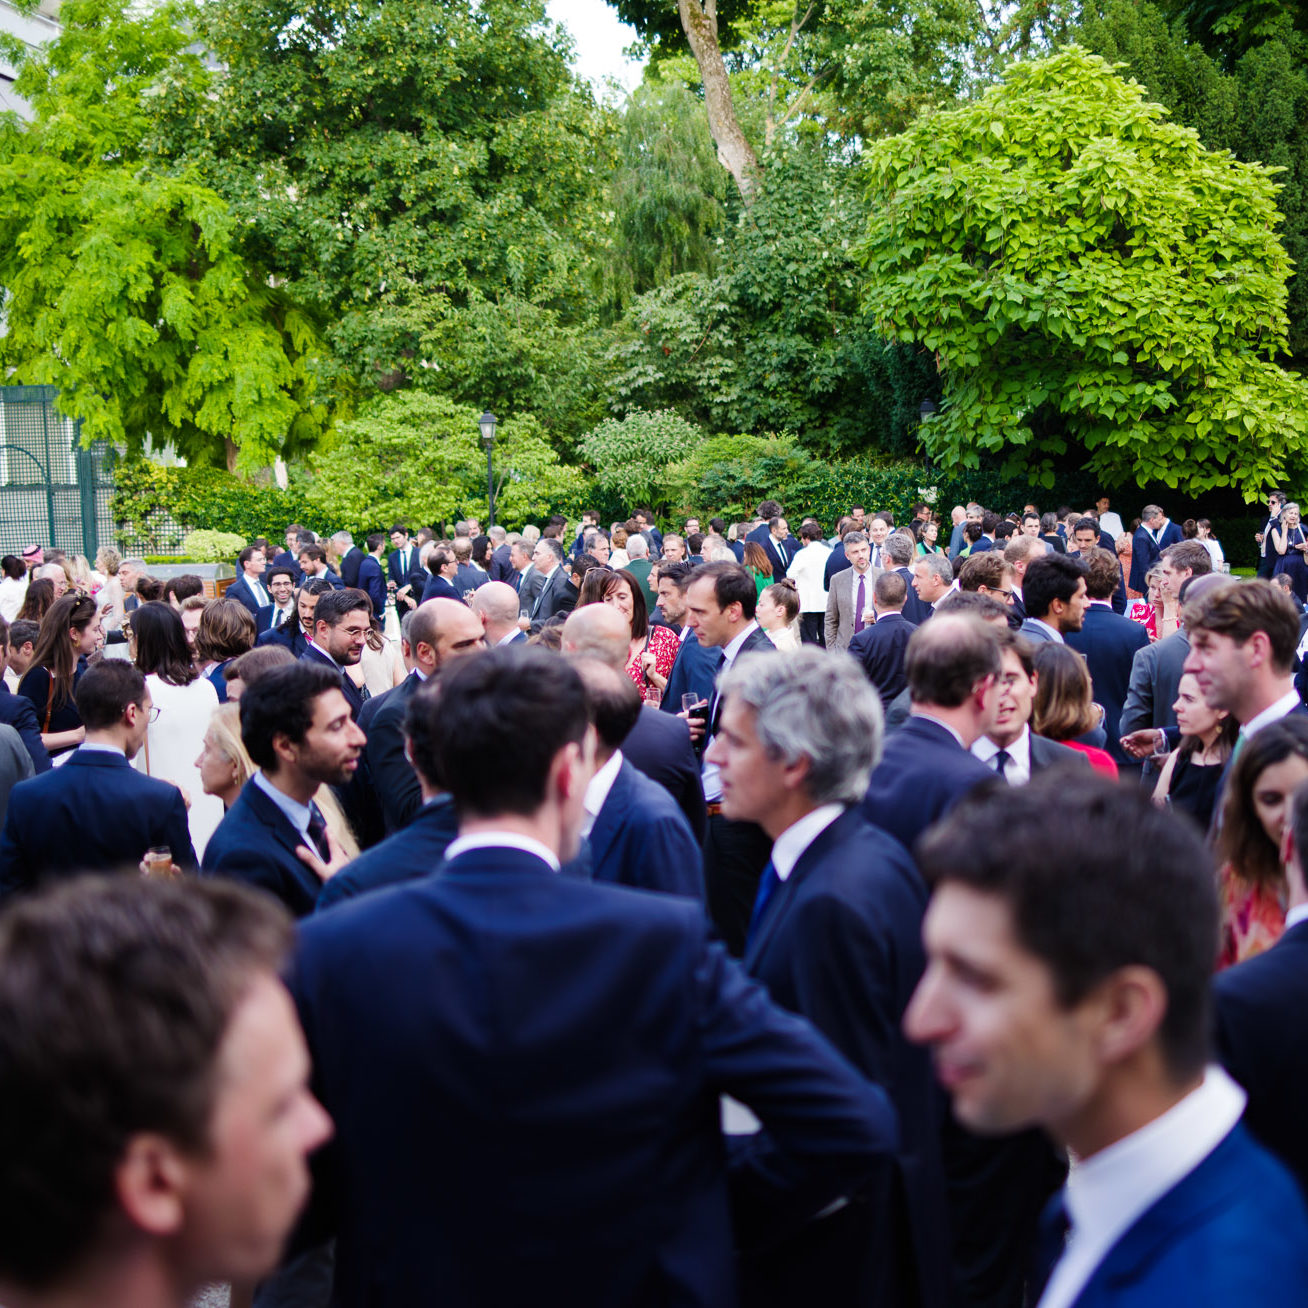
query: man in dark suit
[
  {"left": 421, "top": 545, "right": 464, "bottom": 603},
  {"left": 362, "top": 598, "right": 486, "bottom": 834},
  {"left": 1067, "top": 547, "right": 1150, "bottom": 766},
  {"left": 355, "top": 533, "right": 388, "bottom": 618},
  {"left": 566, "top": 661, "right": 703, "bottom": 898},
  {"left": 0, "top": 663, "right": 196, "bottom": 899},
  {"left": 1216, "top": 776, "right": 1308, "bottom": 1196},
  {"left": 825, "top": 531, "right": 877, "bottom": 653},
  {"left": 909, "top": 553, "right": 953, "bottom": 625},
  {"left": 257, "top": 577, "right": 332, "bottom": 660},
  {"left": 331, "top": 531, "right": 366, "bottom": 589},
  {"left": 749, "top": 515, "right": 802, "bottom": 582},
  {"left": 862, "top": 614, "right": 1000, "bottom": 851},
  {"left": 202, "top": 661, "right": 366, "bottom": 916},
  {"left": 256, "top": 565, "right": 298, "bottom": 636},
  {"left": 1129, "top": 503, "right": 1183, "bottom": 594},
  {"left": 472, "top": 580, "right": 528, "bottom": 648},
  {"left": 300, "top": 589, "right": 372, "bottom": 719},
  {"left": 970, "top": 630, "right": 1090, "bottom": 781},
  {"left": 1257, "top": 490, "right": 1286, "bottom": 579},
  {"left": 289, "top": 647, "right": 897, "bottom": 1308},
  {"left": 225, "top": 544, "right": 272, "bottom": 618},
  {"left": 656, "top": 562, "right": 722, "bottom": 713},
  {"left": 1016, "top": 553, "right": 1089, "bottom": 644},
  {"left": 296, "top": 543, "right": 344, "bottom": 590},
  {"left": 487, "top": 526, "right": 514, "bottom": 582},
  {"left": 528, "top": 537, "right": 577, "bottom": 632},
  {"left": 711, "top": 648, "right": 951, "bottom": 1308},
  {"left": 386, "top": 524, "right": 425, "bottom": 602},
  {"left": 848, "top": 571, "right": 917, "bottom": 710},
  {"left": 271, "top": 524, "right": 309, "bottom": 580},
  {"left": 0, "top": 617, "right": 50, "bottom": 774},
  {"left": 1069, "top": 516, "right": 1129, "bottom": 615},
  {"left": 909, "top": 772, "right": 1308, "bottom": 1308}
]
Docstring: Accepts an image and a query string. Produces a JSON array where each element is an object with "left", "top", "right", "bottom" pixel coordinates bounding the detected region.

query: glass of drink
[{"left": 144, "top": 846, "right": 174, "bottom": 879}]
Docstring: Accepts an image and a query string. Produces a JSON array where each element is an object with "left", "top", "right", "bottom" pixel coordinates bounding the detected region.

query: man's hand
[
  {"left": 296, "top": 829, "right": 351, "bottom": 882},
  {"left": 677, "top": 706, "right": 707, "bottom": 745},
  {"left": 1120, "top": 728, "right": 1165, "bottom": 760}
]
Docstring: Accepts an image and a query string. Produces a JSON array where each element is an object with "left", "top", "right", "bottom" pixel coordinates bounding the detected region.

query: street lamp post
[
  {"left": 479, "top": 409, "right": 498, "bottom": 528},
  {"left": 919, "top": 398, "right": 937, "bottom": 478}
]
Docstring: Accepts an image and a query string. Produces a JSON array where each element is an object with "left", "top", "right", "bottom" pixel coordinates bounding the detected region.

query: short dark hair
[
  {"left": 300, "top": 577, "right": 335, "bottom": 599},
  {"left": 1184, "top": 579, "right": 1300, "bottom": 675},
  {"left": 366, "top": 532, "right": 386, "bottom": 553},
  {"left": 431, "top": 647, "right": 589, "bottom": 818},
  {"left": 0, "top": 877, "right": 292, "bottom": 1291},
  {"left": 266, "top": 565, "right": 296, "bottom": 586},
  {"left": 238, "top": 544, "right": 265, "bottom": 569},
  {"left": 688, "top": 561, "right": 757, "bottom": 620},
  {"left": 906, "top": 616, "right": 1001, "bottom": 707},
  {"left": 130, "top": 601, "right": 198, "bottom": 687},
  {"left": 75, "top": 662, "right": 148, "bottom": 731},
  {"left": 537, "top": 537, "right": 564, "bottom": 564},
  {"left": 980, "top": 510, "right": 1001, "bottom": 534},
  {"left": 687, "top": 532, "right": 705, "bottom": 554},
  {"left": 313, "top": 588, "right": 373, "bottom": 627},
  {"left": 919, "top": 771, "right": 1217, "bottom": 1081},
  {"left": 1072, "top": 516, "right": 1100, "bottom": 538},
  {"left": 9, "top": 619, "right": 37, "bottom": 649},
  {"left": 658, "top": 561, "right": 695, "bottom": 591},
  {"left": 163, "top": 574, "right": 205, "bottom": 603},
  {"left": 756, "top": 499, "right": 783, "bottom": 519},
  {"left": 1022, "top": 554, "right": 1087, "bottom": 620},
  {"left": 873, "top": 570, "right": 907, "bottom": 607},
  {"left": 239, "top": 661, "right": 342, "bottom": 771},
  {"left": 389, "top": 523, "right": 410, "bottom": 536},
  {"left": 959, "top": 553, "right": 1012, "bottom": 593}
]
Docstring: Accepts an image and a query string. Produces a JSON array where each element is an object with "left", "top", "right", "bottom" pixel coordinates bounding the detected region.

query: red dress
[
  {"left": 1063, "top": 741, "right": 1119, "bottom": 777},
  {"left": 626, "top": 624, "right": 680, "bottom": 703}
]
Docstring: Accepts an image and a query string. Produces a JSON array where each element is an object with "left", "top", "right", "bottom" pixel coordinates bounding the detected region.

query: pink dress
[{"left": 626, "top": 624, "right": 680, "bottom": 704}]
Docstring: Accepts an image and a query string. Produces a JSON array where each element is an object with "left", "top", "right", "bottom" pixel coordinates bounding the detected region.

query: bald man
[
  {"left": 563, "top": 606, "right": 706, "bottom": 840},
  {"left": 473, "top": 582, "right": 526, "bottom": 647}
]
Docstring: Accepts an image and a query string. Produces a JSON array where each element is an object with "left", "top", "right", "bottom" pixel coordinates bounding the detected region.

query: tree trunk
[
  {"left": 225, "top": 436, "right": 239, "bottom": 473},
  {"left": 677, "top": 0, "right": 758, "bottom": 203}
]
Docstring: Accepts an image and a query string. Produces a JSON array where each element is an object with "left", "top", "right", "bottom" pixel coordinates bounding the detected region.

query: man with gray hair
[
  {"left": 331, "top": 530, "right": 364, "bottom": 588},
  {"left": 708, "top": 649, "right": 948, "bottom": 1308}
]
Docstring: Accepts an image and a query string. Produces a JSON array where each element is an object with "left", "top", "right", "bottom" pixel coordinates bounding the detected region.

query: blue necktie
[
  {"left": 1031, "top": 1192, "right": 1071, "bottom": 1303},
  {"left": 746, "top": 860, "right": 780, "bottom": 945}
]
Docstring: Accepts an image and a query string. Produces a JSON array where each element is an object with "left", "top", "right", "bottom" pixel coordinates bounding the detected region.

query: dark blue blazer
[
  {"left": 848, "top": 612, "right": 917, "bottom": 709},
  {"left": 387, "top": 546, "right": 425, "bottom": 593},
  {"left": 338, "top": 546, "right": 365, "bottom": 589},
  {"left": 1066, "top": 604, "right": 1151, "bottom": 764},
  {"left": 290, "top": 847, "right": 897, "bottom": 1308},
  {"left": 300, "top": 644, "right": 364, "bottom": 719},
  {"left": 741, "top": 808, "right": 949, "bottom": 1308},
  {"left": 455, "top": 563, "right": 488, "bottom": 595},
  {"left": 201, "top": 778, "right": 323, "bottom": 917},
  {"left": 862, "top": 716, "right": 997, "bottom": 852},
  {"left": 489, "top": 543, "right": 515, "bottom": 582},
  {"left": 568, "top": 759, "right": 703, "bottom": 898},
  {"left": 316, "top": 795, "right": 459, "bottom": 911},
  {"left": 898, "top": 568, "right": 933, "bottom": 625},
  {"left": 1035, "top": 1124, "right": 1308, "bottom": 1308},
  {"left": 421, "top": 573, "right": 463, "bottom": 604},
  {"left": 747, "top": 524, "right": 802, "bottom": 581},
  {"left": 225, "top": 574, "right": 270, "bottom": 618},
  {"left": 660, "top": 631, "right": 722, "bottom": 718},
  {"left": 0, "top": 683, "right": 51, "bottom": 773},
  {"left": 254, "top": 602, "right": 278, "bottom": 635},
  {"left": 257, "top": 623, "right": 311, "bottom": 659},
  {"left": 1129, "top": 520, "right": 1183, "bottom": 593},
  {"left": 204, "top": 659, "right": 235, "bottom": 704},
  {"left": 624, "top": 705, "right": 707, "bottom": 843},
  {"left": 1216, "top": 918, "right": 1308, "bottom": 1198},
  {"left": 361, "top": 672, "right": 426, "bottom": 834},
  {"left": 0, "top": 749, "right": 196, "bottom": 899},
  {"left": 356, "top": 555, "right": 388, "bottom": 617}
]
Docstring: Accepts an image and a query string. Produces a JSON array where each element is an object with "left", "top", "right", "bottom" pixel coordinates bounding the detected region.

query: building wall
[{"left": 0, "top": 0, "right": 61, "bottom": 120}]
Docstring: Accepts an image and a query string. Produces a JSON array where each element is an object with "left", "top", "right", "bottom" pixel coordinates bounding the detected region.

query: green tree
[
  {"left": 0, "top": 0, "right": 331, "bottom": 472},
  {"left": 858, "top": 46, "right": 1308, "bottom": 497},
  {"left": 306, "top": 393, "right": 586, "bottom": 531},
  {"left": 579, "top": 408, "right": 706, "bottom": 513}
]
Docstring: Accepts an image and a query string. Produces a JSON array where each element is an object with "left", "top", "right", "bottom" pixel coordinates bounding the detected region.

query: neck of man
[
  {"left": 1034, "top": 610, "right": 1062, "bottom": 634},
  {"left": 875, "top": 605, "right": 904, "bottom": 621},
  {"left": 715, "top": 619, "right": 752, "bottom": 649},
  {"left": 987, "top": 719, "right": 1027, "bottom": 751},
  {"left": 264, "top": 763, "right": 318, "bottom": 808},
  {"left": 459, "top": 810, "right": 566, "bottom": 862},
  {"left": 763, "top": 792, "right": 819, "bottom": 842},
  {"left": 1059, "top": 1053, "right": 1204, "bottom": 1161},
  {"left": 912, "top": 702, "right": 985, "bottom": 748},
  {"left": 245, "top": 569, "right": 262, "bottom": 583},
  {"left": 83, "top": 726, "right": 132, "bottom": 756},
  {"left": 1238, "top": 673, "right": 1297, "bottom": 728}
]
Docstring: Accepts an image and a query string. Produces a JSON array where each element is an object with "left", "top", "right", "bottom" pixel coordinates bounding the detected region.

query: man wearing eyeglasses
[{"left": 0, "top": 663, "right": 196, "bottom": 900}]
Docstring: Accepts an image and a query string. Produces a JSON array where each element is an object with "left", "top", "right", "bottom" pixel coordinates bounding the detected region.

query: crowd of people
[{"left": 0, "top": 488, "right": 1307, "bottom": 1308}]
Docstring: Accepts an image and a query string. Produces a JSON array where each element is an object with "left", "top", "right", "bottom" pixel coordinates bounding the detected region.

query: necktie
[
  {"left": 993, "top": 748, "right": 1012, "bottom": 781},
  {"left": 776, "top": 541, "right": 788, "bottom": 569},
  {"left": 306, "top": 805, "right": 332, "bottom": 862},
  {"left": 1030, "top": 1194, "right": 1071, "bottom": 1303},
  {"left": 746, "top": 860, "right": 780, "bottom": 945},
  {"left": 872, "top": 545, "right": 881, "bottom": 569},
  {"left": 854, "top": 574, "right": 867, "bottom": 634}
]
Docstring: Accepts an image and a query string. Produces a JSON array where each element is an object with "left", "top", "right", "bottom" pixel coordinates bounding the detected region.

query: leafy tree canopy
[
  {"left": 579, "top": 407, "right": 707, "bottom": 513},
  {"left": 859, "top": 46, "right": 1308, "bottom": 498}
]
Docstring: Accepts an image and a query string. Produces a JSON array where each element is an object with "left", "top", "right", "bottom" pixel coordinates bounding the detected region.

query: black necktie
[
  {"left": 1031, "top": 1194, "right": 1071, "bottom": 1303},
  {"left": 993, "top": 748, "right": 1012, "bottom": 781},
  {"left": 306, "top": 805, "right": 331, "bottom": 862}
]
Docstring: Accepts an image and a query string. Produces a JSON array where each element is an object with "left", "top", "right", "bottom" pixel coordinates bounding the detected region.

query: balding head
[
  {"left": 408, "top": 598, "right": 485, "bottom": 675},
  {"left": 472, "top": 581, "right": 522, "bottom": 643},
  {"left": 561, "top": 604, "right": 630, "bottom": 673},
  {"left": 571, "top": 657, "right": 643, "bottom": 757}
]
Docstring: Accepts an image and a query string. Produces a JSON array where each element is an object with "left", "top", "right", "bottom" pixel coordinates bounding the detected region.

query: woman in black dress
[
  {"left": 1271, "top": 501, "right": 1308, "bottom": 603},
  {"left": 16, "top": 593, "right": 102, "bottom": 757},
  {"left": 1152, "top": 671, "right": 1238, "bottom": 829}
]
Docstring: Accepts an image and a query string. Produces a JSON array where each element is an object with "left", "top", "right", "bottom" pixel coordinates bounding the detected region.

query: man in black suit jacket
[
  {"left": 862, "top": 614, "right": 1001, "bottom": 852},
  {"left": 747, "top": 514, "right": 802, "bottom": 581},
  {"left": 1128, "top": 503, "right": 1183, "bottom": 593},
  {"left": 202, "top": 662, "right": 366, "bottom": 916},
  {"left": 297, "top": 543, "right": 345, "bottom": 590},
  {"left": 257, "top": 577, "right": 333, "bottom": 660},
  {"left": 386, "top": 525, "right": 426, "bottom": 606},
  {"left": 421, "top": 545, "right": 464, "bottom": 603},
  {"left": 0, "top": 618, "right": 50, "bottom": 773},
  {"left": 711, "top": 648, "right": 951, "bottom": 1308},
  {"left": 355, "top": 533, "right": 388, "bottom": 618},
  {"left": 0, "top": 663, "right": 196, "bottom": 899},
  {"left": 330, "top": 531, "right": 365, "bottom": 588},
  {"left": 1069, "top": 517, "right": 1129, "bottom": 615},
  {"left": 1216, "top": 778, "right": 1308, "bottom": 1196},
  {"left": 527, "top": 538, "right": 577, "bottom": 632},
  {"left": 362, "top": 598, "right": 487, "bottom": 834},
  {"left": 1256, "top": 491, "right": 1286, "bottom": 579},
  {"left": 225, "top": 543, "right": 272, "bottom": 618},
  {"left": 848, "top": 571, "right": 917, "bottom": 709},
  {"left": 255, "top": 565, "right": 298, "bottom": 637},
  {"left": 300, "top": 589, "right": 372, "bottom": 719}
]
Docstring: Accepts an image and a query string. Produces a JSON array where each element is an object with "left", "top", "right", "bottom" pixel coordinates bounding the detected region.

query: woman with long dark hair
[
  {"left": 16, "top": 577, "right": 54, "bottom": 624},
  {"left": 0, "top": 555, "right": 28, "bottom": 622},
  {"left": 17, "top": 593, "right": 101, "bottom": 756},
  {"left": 130, "top": 602, "right": 223, "bottom": 857},
  {"left": 576, "top": 566, "right": 679, "bottom": 704},
  {"left": 1151, "top": 672, "right": 1238, "bottom": 830}
]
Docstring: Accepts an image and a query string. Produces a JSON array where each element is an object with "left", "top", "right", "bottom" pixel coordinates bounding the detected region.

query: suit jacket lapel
[
  {"left": 585, "top": 763, "right": 631, "bottom": 870},
  {"left": 246, "top": 784, "right": 319, "bottom": 889}
]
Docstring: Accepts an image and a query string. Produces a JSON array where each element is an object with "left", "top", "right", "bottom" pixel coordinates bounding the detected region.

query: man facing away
[
  {"left": 289, "top": 646, "right": 897, "bottom": 1308},
  {"left": 907, "top": 771, "right": 1308, "bottom": 1308},
  {"left": 0, "top": 876, "right": 331, "bottom": 1308}
]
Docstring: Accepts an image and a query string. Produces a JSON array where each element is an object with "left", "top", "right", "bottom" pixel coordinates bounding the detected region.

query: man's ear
[
  {"left": 115, "top": 1134, "right": 189, "bottom": 1238},
  {"left": 1090, "top": 966, "right": 1169, "bottom": 1067}
]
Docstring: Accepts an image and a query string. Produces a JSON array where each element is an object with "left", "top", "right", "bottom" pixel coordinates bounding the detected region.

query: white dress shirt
[
  {"left": 244, "top": 574, "right": 269, "bottom": 608},
  {"left": 1285, "top": 901, "right": 1308, "bottom": 932},
  {"left": 580, "top": 750, "right": 623, "bottom": 840},
  {"left": 1242, "top": 689, "right": 1302, "bottom": 740},
  {"left": 787, "top": 542, "right": 832, "bottom": 613},
  {"left": 1038, "top": 1066, "right": 1246, "bottom": 1308},
  {"left": 771, "top": 804, "right": 844, "bottom": 880},
  {"left": 443, "top": 831, "right": 560, "bottom": 872},
  {"left": 702, "top": 621, "right": 762, "bottom": 802},
  {"left": 972, "top": 727, "right": 1032, "bottom": 784}
]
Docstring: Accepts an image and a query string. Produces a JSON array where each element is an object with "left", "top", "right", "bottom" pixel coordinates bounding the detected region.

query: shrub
[
  {"left": 179, "top": 530, "right": 249, "bottom": 563},
  {"left": 579, "top": 408, "right": 706, "bottom": 515}
]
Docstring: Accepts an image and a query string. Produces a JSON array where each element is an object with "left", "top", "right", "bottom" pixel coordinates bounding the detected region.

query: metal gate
[{"left": 0, "top": 385, "right": 115, "bottom": 560}]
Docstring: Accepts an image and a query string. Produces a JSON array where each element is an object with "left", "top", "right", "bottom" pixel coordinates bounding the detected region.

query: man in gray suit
[{"left": 824, "top": 531, "right": 878, "bottom": 652}]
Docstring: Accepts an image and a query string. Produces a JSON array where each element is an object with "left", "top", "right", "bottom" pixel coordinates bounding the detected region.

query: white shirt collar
[
  {"left": 1038, "top": 1066, "right": 1246, "bottom": 1308},
  {"left": 771, "top": 804, "right": 845, "bottom": 881},
  {"left": 1027, "top": 617, "right": 1065, "bottom": 644},
  {"left": 722, "top": 620, "right": 760, "bottom": 666},
  {"left": 306, "top": 637, "right": 343, "bottom": 670},
  {"left": 972, "top": 725, "right": 1032, "bottom": 783},
  {"left": 1285, "top": 902, "right": 1308, "bottom": 931},
  {"left": 442, "top": 831, "right": 561, "bottom": 873},
  {"left": 496, "top": 628, "right": 521, "bottom": 647},
  {"left": 1242, "top": 689, "right": 1301, "bottom": 738},
  {"left": 1087, "top": 599, "right": 1112, "bottom": 609},
  {"left": 910, "top": 711, "right": 966, "bottom": 748},
  {"left": 580, "top": 750, "right": 624, "bottom": 838}
]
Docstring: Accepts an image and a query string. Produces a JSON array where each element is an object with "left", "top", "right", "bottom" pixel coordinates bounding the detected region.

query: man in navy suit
[
  {"left": 203, "top": 661, "right": 366, "bottom": 916},
  {"left": 421, "top": 545, "right": 464, "bottom": 602},
  {"left": 1069, "top": 517, "right": 1128, "bottom": 614},
  {"left": 751, "top": 515, "right": 802, "bottom": 581},
  {"left": 1067, "top": 547, "right": 1150, "bottom": 766},
  {"left": 0, "top": 663, "right": 196, "bottom": 899},
  {"left": 711, "top": 648, "right": 950, "bottom": 1308},
  {"left": 289, "top": 647, "right": 897, "bottom": 1308},
  {"left": 1216, "top": 776, "right": 1308, "bottom": 1197},
  {"left": 362, "top": 598, "right": 485, "bottom": 834},
  {"left": 225, "top": 543, "right": 272, "bottom": 618},
  {"left": 0, "top": 617, "right": 50, "bottom": 773},
  {"left": 330, "top": 531, "right": 365, "bottom": 588},
  {"left": 862, "top": 614, "right": 1000, "bottom": 851},
  {"left": 386, "top": 524, "right": 425, "bottom": 611},
  {"left": 908, "top": 771, "right": 1308, "bottom": 1308},
  {"left": 472, "top": 580, "right": 528, "bottom": 648},
  {"left": 300, "top": 588, "right": 372, "bottom": 719},
  {"left": 256, "top": 565, "right": 298, "bottom": 636},
  {"left": 355, "top": 532, "right": 389, "bottom": 618},
  {"left": 1129, "top": 502, "right": 1183, "bottom": 594},
  {"left": 909, "top": 553, "right": 953, "bottom": 625},
  {"left": 528, "top": 537, "right": 578, "bottom": 631},
  {"left": 257, "top": 577, "right": 332, "bottom": 660},
  {"left": 848, "top": 571, "right": 918, "bottom": 710},
  {"left": 656, "top": 562, "right": 722, "bottom": 713},
  {"left": 566, "top": 660, "right": 702, "bottom": 898},
  {"left": 296, "top": 543, "right": 344, "bottom": 590}
]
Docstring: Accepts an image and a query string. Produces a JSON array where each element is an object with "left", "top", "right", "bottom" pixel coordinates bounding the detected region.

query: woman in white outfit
[
  {"left": 128, "top": 601, "right": 224, "bottom": 859},
  {"left": 0, "top": 556, "right": 28, "bottom": 622}
]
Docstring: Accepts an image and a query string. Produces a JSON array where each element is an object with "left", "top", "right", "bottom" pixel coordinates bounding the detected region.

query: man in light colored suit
[{"left": 824, "top": 531, "right": 877, "bottom": 652}]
